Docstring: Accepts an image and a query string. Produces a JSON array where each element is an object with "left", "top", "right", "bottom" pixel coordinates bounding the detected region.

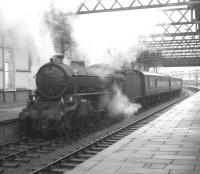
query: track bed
[{"left": 0, "top": 90, "right": 192, "bottom": 174}]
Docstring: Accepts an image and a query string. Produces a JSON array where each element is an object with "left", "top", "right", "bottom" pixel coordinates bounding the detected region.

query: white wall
[
  {"left": 15, "top": 72, "right": 29, "bottom": 89},
  {"left": 15, "top": 72, "right": 35, "bottom": 90},
  {"left": 15, "top": 50, "right": 29, "bottom": 71}
]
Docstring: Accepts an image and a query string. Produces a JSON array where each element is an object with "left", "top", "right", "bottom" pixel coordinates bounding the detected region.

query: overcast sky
[{"left": 0, "top": 0, "right": 197, "bottom": 74}]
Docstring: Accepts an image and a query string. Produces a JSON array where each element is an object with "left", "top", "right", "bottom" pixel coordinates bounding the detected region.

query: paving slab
[{"left": 66, "top": 92, "right": 200, "bottom": 174}]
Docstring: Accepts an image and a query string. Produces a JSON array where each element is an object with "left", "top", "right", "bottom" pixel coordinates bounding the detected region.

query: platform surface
[
  {"left": 66, "top": 92, "right": 200, "bottom": 174},
  {"left": 0, "top": 103, "right": 25, "bottom": 122}
]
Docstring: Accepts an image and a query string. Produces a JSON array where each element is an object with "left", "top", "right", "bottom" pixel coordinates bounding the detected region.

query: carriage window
[
  {"left": 158, "top": 78, "right": 161, "bottom": 87},
  {"left": 150, "top": 78, "right": 154, "bottom": 88},
  {"left": 147, "top": 78, "right": 150, "bottom": 86}
]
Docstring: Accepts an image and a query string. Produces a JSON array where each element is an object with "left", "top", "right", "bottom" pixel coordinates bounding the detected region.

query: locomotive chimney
[{"left": 50, "top": 54, "right": 64, "bottom": 64}]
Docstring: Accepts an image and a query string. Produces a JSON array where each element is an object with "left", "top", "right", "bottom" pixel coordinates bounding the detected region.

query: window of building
[
  {"left": 0, "top": 48, "right": 2, "bottom": 69},
  {"left": 3, "top": 48, "right": 15, "bottom": 91},
  {"left": 0, "top": 34, "right": 31, "bottom": 93},
  {"left": 5, "top": 62, "right": 15, "bottom": 90}
]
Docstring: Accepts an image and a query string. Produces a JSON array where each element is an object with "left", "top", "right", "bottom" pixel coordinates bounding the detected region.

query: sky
[{"left": 0, "top": 0, "right": 198, "bottom": 76}]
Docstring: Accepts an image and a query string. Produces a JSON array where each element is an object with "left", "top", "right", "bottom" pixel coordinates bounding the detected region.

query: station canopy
[{"left": 77, "top": 0, "right": 200, "bottom": 67}]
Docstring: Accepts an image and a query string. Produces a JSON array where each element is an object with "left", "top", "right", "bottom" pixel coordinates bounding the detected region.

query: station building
[
  {"left": 0, "top": 30, "right": 74, "bottom": 104},
  {"left": 0, "top": 33, "right": 32, "bottom": 104}
]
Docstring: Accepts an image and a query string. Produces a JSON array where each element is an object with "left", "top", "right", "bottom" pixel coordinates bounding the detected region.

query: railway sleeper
[
  {"left": 118, "top": 130, "right": 132, "bottom": 134},
  {"left": 26, "top": 142, "right": 43, "bottom": 146},
  {"left": 124, "top": 130, "right": 137, "bottom": 134},
  {"left": 100, "top": 139, "right": 113, "bottom": 143},
  {"left": 116, "top": 133, "right": 129, "bottom": 136},
  {"left": 128, "top": 127, "right": 141, "bottom": 131},
  {"left": 16, "top": 145, "right": 32, "bottom": 149},
  {"left": 35, "top": 149, "right": 49, "bottom": 154},
  {"left": 42, "top": 147, "right": 57, "bottom": 151},
  {"left": 2, "top": 162, "right": 20, "bottom": 168},
  {"left": 103, "top": 141, "right": 116, "bottom": 145},
  {"left": 110, "top": 137, "right": 123, "bottom": 141},
  {"left": 49, "top": 168, "right": 70, "bottom": 174},
  {"left": 90, "top": 147, "right": 104, "bottom": 151},
  {"left": 112, "top": 134, "right": 125, "bottom": 137},
  {"left": 140, "top": 120, "right": 150, "bottom": 124},
  {"left": 113, "top": 132, "right": 125, "bottom": 137},
  {"left": 51, "top": 143, "right": 65, "bottom": 148},
  {"left": 1, "top": 148, "right": 19, "bottom": 152},
  {"left": 61, "top": 162, "right": 77, "bottom": 168},
  {"left": 133, "top": 124, "right": 144, "bottom": 127},
  {"left": 96, "top": 144, "right": 110, "bottom": 148},
  {"left": 12, "top": 157, "right": 30, "bottom": 163},
  {"left": 100, "top": 141, "right": 113, "bottom": 145},
  {"left": 78, "top": 132, "right": 87, "bottom": 136},
  {"left": 84, "top": 150, "right": 99, "bottom": 155},
  {"left": 77, "top": 153, "right": 93, "bottom": 159},
  {"left": 68, "top": 158, "right": 85, "bottom": 164},
  {"left": 105, "top": 138, "right": 118, "bottom": 145},
  {"left": 25, "top": 153, "right": 40, "bottom": 158},
  {"left": 19, "top": 143, "right": 34, "bottom": 147}
]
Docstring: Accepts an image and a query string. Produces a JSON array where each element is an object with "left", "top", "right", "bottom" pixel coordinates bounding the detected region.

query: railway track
[
  {"left": 0, "top": 89, "right": 194, "bottom": 174},
  {"left": 30, "top": 90, "right": 192, "bottom": 174},
  {"left": 0, "top": 137, "right": 67, "bottom": 173}
]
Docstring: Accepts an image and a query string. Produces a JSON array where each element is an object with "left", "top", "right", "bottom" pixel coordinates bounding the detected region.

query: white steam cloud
[
  {"left": 103, "top": 85, "right": 142, "bottom": 117},
  {"left": 70, "top": 9, "right": 165, "bottom": 66},
  {"left": 0, "top": 0, "right": 82, "bottom": 89},
  {"left": 0, "top": 1, "right": 164, "bottom": 114},
  {"left": 0, "top": 0, "right": 82, "bottom": 66}
]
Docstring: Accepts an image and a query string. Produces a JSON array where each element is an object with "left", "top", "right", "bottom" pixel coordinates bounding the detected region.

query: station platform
[
  {"left": 0, "top": 103, "right": 25, "bottom": 122},
  {"left": 66, "top": 92, "right": 200, "bottom": 174}
]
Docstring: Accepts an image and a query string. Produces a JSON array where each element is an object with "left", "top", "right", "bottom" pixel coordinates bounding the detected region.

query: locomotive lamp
[{"left": 60, "top": 96, "right": 64, "bottom": 104}]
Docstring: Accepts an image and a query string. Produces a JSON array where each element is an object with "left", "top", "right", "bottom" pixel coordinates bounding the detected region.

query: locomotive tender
[{"left": 19, "top": 55, "right": 182, "bottom": 135}]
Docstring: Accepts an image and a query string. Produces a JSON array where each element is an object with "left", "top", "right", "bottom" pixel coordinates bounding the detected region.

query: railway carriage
[
  {"left": 142, "top": 72, "right": 170, "bottom": 96},
  {"left": 170, "top": 76, "right": 183, "bottom": 92},
  {"left": 19, "top": 55, "right": 183, "bottom": 135},
  {"left": 122, "top": 70, "right": 181, "bottom": 106}
]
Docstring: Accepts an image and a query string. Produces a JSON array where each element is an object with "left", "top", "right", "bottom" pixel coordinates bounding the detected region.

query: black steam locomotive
[{"left": 19, "top": 55, "right": 182, "bottom": 135}]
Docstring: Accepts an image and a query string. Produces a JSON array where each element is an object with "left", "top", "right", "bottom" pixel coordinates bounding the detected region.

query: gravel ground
[{"left": 4, "top": 92, "right": 187, "bottom": 174}]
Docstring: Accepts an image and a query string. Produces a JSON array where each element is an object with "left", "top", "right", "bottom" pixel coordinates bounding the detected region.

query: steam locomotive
[{"left": 19, "top": 55, "right": 182, "bottom": 135}]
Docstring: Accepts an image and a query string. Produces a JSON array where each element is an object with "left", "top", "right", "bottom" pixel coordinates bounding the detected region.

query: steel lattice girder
[
  {"left": 77, "top": 0, "right": 198, "bottom": 14},
  {"left": 152, "top": 47, "right": 200, "bottom": 51},
  {"left": 138, "top": 4, "right": 200, "bottom": 60},
  {"left": 138, "top": 57, "right": 200, "bottom": 66},
  {"left": 149, "top": 43, "right": 200, "bottom": 47},
  {"left": 144, "top": 39, "right": 200, "bottom": 44}
]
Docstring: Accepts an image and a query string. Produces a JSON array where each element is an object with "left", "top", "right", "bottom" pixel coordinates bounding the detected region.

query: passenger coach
[{"left": 123, "top": 70, "right": 182, "bottom": 106}]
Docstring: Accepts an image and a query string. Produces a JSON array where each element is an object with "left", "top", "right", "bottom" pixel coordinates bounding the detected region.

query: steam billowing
[
  {"left": 102, "top": 85, "right": 142, "bottom": 117},
  {"left": 0, "top": 0, "right": 165, "bottom": 117}
]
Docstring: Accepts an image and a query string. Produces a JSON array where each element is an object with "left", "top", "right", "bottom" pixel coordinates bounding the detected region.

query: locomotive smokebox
[{"left": 36, "top": 55, "right": 74, "bottom": 99}]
